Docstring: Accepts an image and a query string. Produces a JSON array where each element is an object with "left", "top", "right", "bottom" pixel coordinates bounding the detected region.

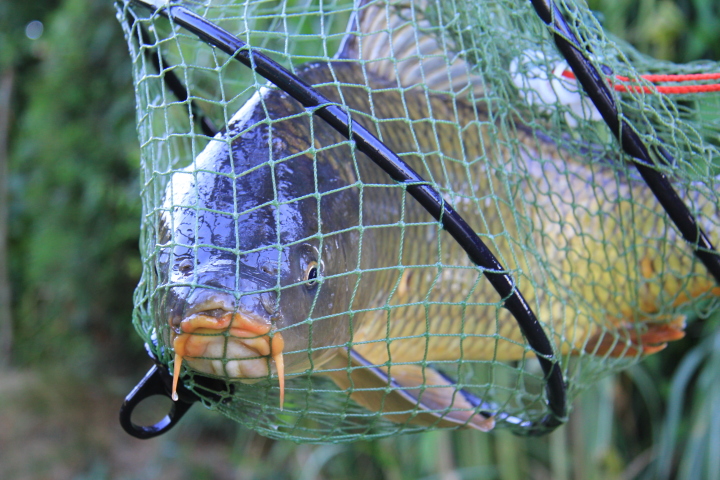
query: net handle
[
  {"left": 530, "top": 0, "right": 720, "bottom": 284},
  {"left": 119, "top": 343, "right": 233, "bottom": 439},
  {"left": 119, "top": 0, "right": 568, "bottom": 437},
  {"left": 119, "top": 345, "right": 197, "bottom": 439}
]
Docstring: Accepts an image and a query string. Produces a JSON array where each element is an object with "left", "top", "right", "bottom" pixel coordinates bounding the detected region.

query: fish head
[{"left": 154, "top": 116, "right": 360, "bottom": 399}]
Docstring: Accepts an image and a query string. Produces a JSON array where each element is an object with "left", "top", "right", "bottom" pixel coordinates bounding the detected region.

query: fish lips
[
  {"left": 167, "top": 287, "right": 283, "bottom": 380},
  {"left": 166, "top": 285, "right": 279, "bottom": 329}
]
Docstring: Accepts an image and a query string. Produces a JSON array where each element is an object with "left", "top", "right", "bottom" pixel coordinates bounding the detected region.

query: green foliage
[
  {"left": 2, "top": 0, "right": 720, "bottom": 477},
  {"left": 588, "top": 0, "right": 720, "bottom": 62},
  {"left": 6, "top": 0, "right": 143, "bottom": 374}
]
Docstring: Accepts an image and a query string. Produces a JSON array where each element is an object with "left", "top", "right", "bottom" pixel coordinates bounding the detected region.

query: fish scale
[{"left": 288, "top": 62, "right": 714, "bottom": 368}]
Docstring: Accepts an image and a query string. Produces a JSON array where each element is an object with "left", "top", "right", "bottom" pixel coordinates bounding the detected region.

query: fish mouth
[{"left": 170, "top": 304, "right": 285, "bottom": 409}]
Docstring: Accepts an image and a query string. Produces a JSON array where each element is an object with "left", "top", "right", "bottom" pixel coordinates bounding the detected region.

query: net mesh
[{"left": 118, "top": 0, "right": 720, "bottom": 441}]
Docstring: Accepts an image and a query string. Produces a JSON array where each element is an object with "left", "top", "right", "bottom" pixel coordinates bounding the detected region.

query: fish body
[{"left": 156, "top": 1, "right": 719, "bottom": 429}]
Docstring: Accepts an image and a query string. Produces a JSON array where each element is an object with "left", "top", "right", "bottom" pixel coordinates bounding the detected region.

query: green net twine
[{"left": 118, "top": 0, "right": 720, "bottom": 442}]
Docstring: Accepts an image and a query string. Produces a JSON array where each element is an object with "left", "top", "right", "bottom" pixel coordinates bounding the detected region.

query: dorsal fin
[{"left": 337, "top": 0, "right": 485, "bottom": 96}]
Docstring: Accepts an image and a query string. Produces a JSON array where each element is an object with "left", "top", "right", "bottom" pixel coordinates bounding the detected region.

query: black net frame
[{"left": 116, "top": 0, "right": 720, "bottom": 440}]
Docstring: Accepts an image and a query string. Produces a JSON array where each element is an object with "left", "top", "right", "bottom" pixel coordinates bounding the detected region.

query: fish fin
[
  {"left": 323, "top": 349, "right": 495, "bottom": 431},
  {"left": 337, "top": 0, "right": 484, "bottom": 96},
  {"left": 584, "top": 315, "right": 686, "bottom": 357}
]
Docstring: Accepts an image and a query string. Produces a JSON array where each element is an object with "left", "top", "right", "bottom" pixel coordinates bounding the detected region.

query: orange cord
[{"left": 561, "top": 70, "right": 720, "bottom": 95}]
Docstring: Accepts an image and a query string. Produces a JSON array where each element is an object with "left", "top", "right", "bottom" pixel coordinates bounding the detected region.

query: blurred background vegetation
[{"left": 1, "top": 0, "right": 719, "bottom": 478}]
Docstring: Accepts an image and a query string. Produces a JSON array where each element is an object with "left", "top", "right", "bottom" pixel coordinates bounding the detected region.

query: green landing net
[{"left": 119, "top": 0, "right": 720, "bottom": 442}]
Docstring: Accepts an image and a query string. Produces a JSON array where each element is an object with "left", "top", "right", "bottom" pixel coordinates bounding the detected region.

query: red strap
[{"left": 561, "top": 70, "right": 720, "bottom": 94}]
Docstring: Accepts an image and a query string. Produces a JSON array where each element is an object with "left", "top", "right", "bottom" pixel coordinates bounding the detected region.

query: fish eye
[
  {"left": 305, "top": 261, "right": 319, "bottom": 289},
  {"left": 178, "top": 258, "right": 193, "bottom": 274}
]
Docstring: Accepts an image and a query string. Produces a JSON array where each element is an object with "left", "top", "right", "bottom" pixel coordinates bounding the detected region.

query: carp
[{"left": 155, "top": 0, "right": 719, "bottom": 431}]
